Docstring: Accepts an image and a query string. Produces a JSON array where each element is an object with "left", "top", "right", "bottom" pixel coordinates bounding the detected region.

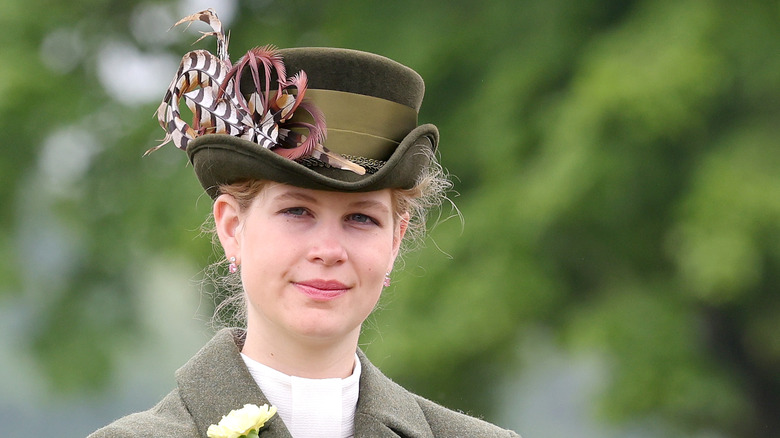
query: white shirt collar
[{"left": 240, "top": 353, "right": 361, "bottom": 438}]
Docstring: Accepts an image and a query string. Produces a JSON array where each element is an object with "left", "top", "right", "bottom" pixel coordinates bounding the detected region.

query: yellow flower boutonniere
[{"left": 207, "top": 403, "right": 277, "bottom": 438}]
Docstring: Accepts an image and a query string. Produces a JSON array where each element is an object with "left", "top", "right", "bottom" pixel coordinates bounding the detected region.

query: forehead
[{"left": 259, "top": 183, "right": 393, "bottom": 209}]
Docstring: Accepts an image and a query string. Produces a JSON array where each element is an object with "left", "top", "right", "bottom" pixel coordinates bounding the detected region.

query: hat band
[{"left": 291, "top": 89, "right": 418, "bottom": 160}]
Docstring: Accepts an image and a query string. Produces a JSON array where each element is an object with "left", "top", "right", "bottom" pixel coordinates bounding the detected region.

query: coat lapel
[
  {"left": 175, "top": 329, "right": 293, "bottom": 438},
  {"left": 175, "top": 329, "right": 434, "bottom": 438},
  {"left": 354, "top": 350, "right": 434, "bottom": 438}
]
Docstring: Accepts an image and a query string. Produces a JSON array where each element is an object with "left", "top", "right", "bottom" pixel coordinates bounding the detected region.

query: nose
[{"left": 306, "top": 223, "right": 348, "bottom": 266}]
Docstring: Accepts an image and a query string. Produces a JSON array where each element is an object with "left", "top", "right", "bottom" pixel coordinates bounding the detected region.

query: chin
[
  {"left": 289, "top": 314, "right": 362, "bottom": 341},
  {"left": 294, "top": 326, "right": 354, "bottom": 343}
]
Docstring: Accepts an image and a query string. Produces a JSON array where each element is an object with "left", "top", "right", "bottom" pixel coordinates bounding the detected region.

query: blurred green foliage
[{"left": 2, "top": 0, "right": 778, "bottom": 436}]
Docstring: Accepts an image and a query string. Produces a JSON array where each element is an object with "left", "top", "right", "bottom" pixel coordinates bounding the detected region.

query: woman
[{"left": 90, "top": 9, "right": 519, "bottom": 438}]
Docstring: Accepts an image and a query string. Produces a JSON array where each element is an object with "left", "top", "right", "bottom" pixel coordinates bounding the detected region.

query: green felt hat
[{"left": 185, "top": 47, "right": 438, "bottom": 198}]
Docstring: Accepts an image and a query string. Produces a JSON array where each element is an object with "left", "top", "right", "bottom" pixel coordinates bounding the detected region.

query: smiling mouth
[{"left": 294, "top": 280, "right": 349, "bottom": 301}]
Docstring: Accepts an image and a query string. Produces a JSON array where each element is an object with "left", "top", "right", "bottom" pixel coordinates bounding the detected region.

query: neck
[{"left": 241, "top": 320, "right": 359, "bottom": 379}]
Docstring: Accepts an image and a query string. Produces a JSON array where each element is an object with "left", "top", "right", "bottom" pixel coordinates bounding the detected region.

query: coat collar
[
  {"left": 175, "top": 328, "right": 433, "bottom": 438},
  {"left": 175, "top": 329, "right": 292, "bottom": 438},
  {"left": 354, "top": 349, "right": 434, "bottom": 438}
]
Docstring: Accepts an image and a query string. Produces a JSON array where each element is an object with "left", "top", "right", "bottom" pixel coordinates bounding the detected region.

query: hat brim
[{"left": 187, "top": 123, "right": 438, "bottom": 198}]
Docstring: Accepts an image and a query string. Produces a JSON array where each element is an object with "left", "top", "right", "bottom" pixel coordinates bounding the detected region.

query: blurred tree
[{"left": 2, "top": 0, "right": 778, "bottom": 436}]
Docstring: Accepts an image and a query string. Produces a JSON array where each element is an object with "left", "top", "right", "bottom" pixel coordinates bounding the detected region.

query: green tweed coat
[{"left": 89, "top": 329, "right": 519, "bottom": 438}]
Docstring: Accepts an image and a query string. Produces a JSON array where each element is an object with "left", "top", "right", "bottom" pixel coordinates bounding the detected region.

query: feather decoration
[
  {"left": 172, "top": 8, "right": 230, "bottom": 63},
  {"left": 149, "top": 9, "right": 365, "bottom": 175}
]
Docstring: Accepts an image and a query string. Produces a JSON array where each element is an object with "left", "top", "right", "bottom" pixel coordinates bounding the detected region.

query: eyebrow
[
  {"left": 272, "top": 191, "right": 320, "bottom": 204},
  {"left": 272, "top": 191, "right": 391, "bottom": 214},
  {"left": 349, "top": 200, "right": 391, "bottom": 215}
]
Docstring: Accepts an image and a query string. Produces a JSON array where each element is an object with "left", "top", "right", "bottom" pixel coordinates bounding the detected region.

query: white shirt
[{"left": 241, "top": 353, "right": 361, "bottom": 438}]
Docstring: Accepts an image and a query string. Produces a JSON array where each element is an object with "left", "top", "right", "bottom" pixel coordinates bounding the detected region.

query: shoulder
[
  {"left": 357, "top": 350, "right": 520, "bottom": 437},
  {"left": 414, "top": 395, "right": 520, "bottom": 438},
  {"left": 88, "top": 389, "right": 198, "bottom": 438}
]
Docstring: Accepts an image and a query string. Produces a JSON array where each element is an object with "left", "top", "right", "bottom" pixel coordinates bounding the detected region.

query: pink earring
[
  {"left": 383, "top": 272, "right": 391, "bottom": 287},
  {"left": 228, "top": 257, "right": 238, "bottom": 274}
]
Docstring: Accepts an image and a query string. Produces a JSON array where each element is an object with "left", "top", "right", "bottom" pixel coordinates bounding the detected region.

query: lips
[{"left": 294, "top": 279, "right": 349, "bottom": 301}]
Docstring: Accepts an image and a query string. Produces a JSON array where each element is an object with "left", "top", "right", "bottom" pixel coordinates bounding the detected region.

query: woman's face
[{"left": 216, "top": 183, "right": 406, "bottom": 345}]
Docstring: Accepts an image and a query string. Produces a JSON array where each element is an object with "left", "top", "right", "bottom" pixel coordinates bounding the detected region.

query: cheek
[
  {"left": 359, "top": 234, "right": 397, "bottom": 276},
  {"left": 239, "top": 229, "right": 293, "bottom": 282},
  {"left": 242, "top": 222, "right": 285, "bottom": 259}
]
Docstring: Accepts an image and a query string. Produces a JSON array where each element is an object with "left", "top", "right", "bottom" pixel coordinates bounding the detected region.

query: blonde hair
[{"left": 204, "top": 149, "right": 454, "bottom": 328}]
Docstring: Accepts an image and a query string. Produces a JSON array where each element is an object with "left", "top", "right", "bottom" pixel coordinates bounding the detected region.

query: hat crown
[{"left": 278, "top": 47, "right": 425, "bottom": 111}]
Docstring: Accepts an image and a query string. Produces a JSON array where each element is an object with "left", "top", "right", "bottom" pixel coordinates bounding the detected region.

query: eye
[
  {"left": 346, "top": 213, "right": 378, "bottom": 225},
  {"left": 282, "top": 207, "right": 309, "bottom": 217}
]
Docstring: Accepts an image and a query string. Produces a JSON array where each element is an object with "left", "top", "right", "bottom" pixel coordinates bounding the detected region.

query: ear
[
  {"left": 390, "top": 212, "right": 410, "bottom": 262},
  {"left": 213, "top": 194, "right": 242, "bottom": 261}
]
